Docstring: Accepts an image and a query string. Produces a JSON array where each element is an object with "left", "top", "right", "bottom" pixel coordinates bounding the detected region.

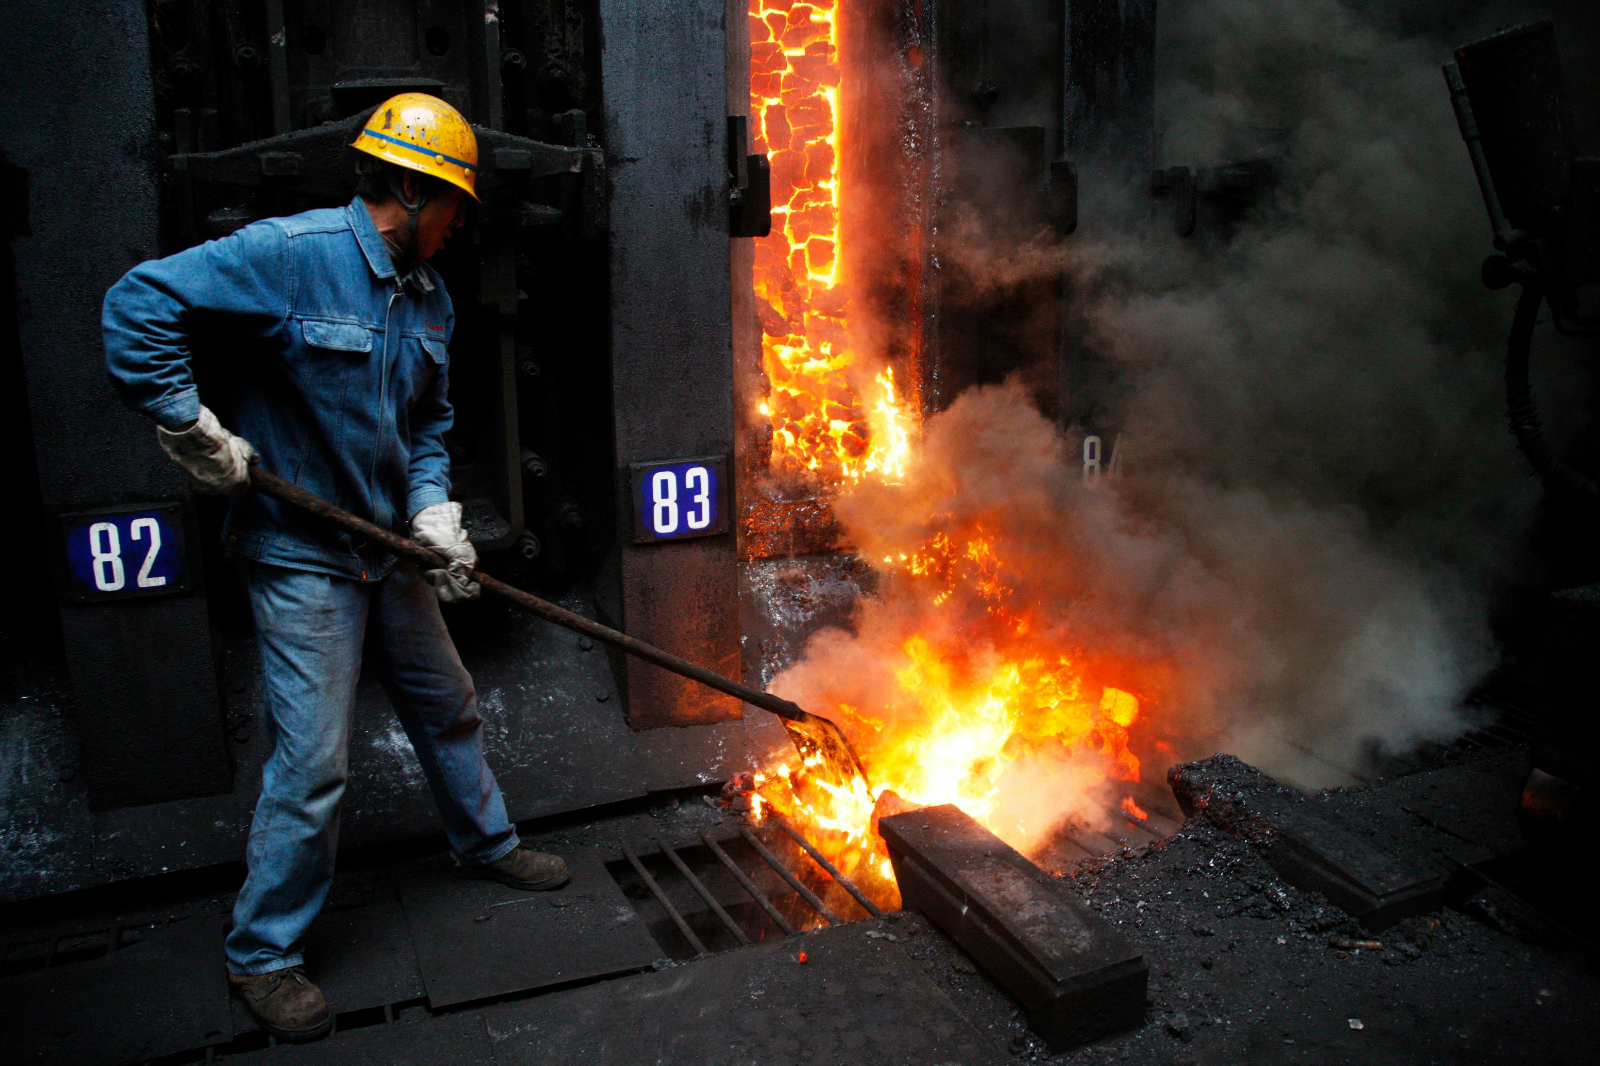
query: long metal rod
[
  {"left": 738, "top": 826, "right": 840, "bottom": 925},
  {"left": 1057, "top": 824, "right": 1118, "bottom": 857},
  {"left": 1125, "top": 780, "right": 1187, "bottom": 824},
  {"left": 1098, "top": 823, "right": 1145, "bottom": 850},
  {"left": 656, "top": 838, "right": 751, "bottom": 947},
  {"left": 1268, "top": 729, "right": 1371, "bottom": 786},
  {"left": 620, "top": 842, "right": 706, "bottom": 956},
  {"left": 263, "top": 0, "right": 292, "bottom": 136},
  {"left": 699, "top": 831, "right": 797, "bottom": 936},
  {"left": 1115, "top": 810, "right": 1166, "bottom": 843},
  {"left": 250, "top": 466, "right": 874, "bottom": 791},
  {"left": 1443, "top": 61, "right": 1514, "bottom": 248},
  {"left": 248, "top": 466, "right": 810, "bottom": 725},
  {"left": 1119, "top": 801, "right": 1182, "bottom": 839},
  {"left": 1049, "top": 834, "right": 1098, "bottom": 864},
  {"left": 771, "top": 816, "right": 885, "bottom": 919}
]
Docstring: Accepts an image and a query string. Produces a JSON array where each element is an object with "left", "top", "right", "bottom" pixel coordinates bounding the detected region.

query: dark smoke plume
[{"left": 773, "top": 0, "right": 1599, "bottom": 806}]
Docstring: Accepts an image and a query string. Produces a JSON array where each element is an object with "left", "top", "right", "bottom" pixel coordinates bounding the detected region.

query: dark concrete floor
[
  {"left": 913, "top": 821, "right": 1597, "bottom": 1065},
  {"left": 881, "top": 748, "right": 1599, "bottom": 1066},
  {"left": 3, "top": 745, "right": 1596, "bottom": 1065}
]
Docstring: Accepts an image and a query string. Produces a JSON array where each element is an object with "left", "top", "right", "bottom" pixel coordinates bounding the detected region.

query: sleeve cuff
[
  {"left": 147, "top": 388, "right": 201, "bottom": 431},
  {"left": 407, "top": 487, "right": 451, "bottom": 523}
]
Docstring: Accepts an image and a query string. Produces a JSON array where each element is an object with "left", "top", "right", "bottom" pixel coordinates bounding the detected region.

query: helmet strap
[{"left": 386, "top": 170, "right": 431, "bottom": 268}]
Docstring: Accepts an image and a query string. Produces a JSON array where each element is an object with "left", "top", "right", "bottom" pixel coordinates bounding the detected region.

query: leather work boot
[
  {"left": 462, "top": 845, "right": 570, "bottom": 891},
  {"left": 227, "top": 966, "right": 332, "bottom": 1042}
]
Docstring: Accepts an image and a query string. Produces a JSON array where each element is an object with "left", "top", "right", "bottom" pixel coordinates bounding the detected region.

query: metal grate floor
[{"left": 1, "top": 814, "right": 890, "bottom": 1066}]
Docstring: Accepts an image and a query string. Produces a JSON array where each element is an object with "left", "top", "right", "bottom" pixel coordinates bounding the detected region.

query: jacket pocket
[
  {"left": 301, "top": 319, "right": 373, "bottom": 353},
  {"left": 421, "top": 337, "right": 448, "bottom": 365}
]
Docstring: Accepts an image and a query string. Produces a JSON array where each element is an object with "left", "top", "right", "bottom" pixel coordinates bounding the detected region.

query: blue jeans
[{"left": 225, "top": 561, "right": 520, "bottom": 975}]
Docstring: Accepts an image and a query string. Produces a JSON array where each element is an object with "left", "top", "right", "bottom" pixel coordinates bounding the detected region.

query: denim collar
[
  {"left": 346, "top": 197, "right": 397, "bottom": 281},
  {"left": 346, "top": 197, "right": 435, "bottom": 294}
]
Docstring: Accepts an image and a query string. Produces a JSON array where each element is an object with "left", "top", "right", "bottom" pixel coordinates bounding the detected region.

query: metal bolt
[
  {"left": 578, "top": 638, "right": 593, "bottom": 651},
  {"left": 502, "top": 48, "right": 527, "bottom": 71},
  {"left": 520, "top": 449, "right": 548, "bottom": 477},
  {"left": 595, "top": 691, "right": 611, "bottom": 702},
  {"left": 557, "top": 501, "right": 585, "bottom": 529},
  {"left": 516, "top": 531, "right": 542, "bottom": 560},
  {"left": 233, "top": 42, "right": 263, "bottom": 70},
  {"left": 517, "top": 356, "right": 541, "bottom": 379}
]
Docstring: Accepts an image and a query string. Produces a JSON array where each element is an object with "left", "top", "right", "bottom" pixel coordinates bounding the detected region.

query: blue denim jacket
[{"left": 103, "top": 198, "right": 456, "bottom": 581}]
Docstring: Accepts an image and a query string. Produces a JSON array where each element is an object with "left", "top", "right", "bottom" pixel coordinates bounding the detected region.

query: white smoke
[{"left": 772, "top": 0, "right": 1576, "bottom": 799}]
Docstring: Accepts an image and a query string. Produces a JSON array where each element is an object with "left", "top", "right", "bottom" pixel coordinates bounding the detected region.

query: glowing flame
[
  {"left": 750, "top": 0, "right": 913, "bottom": 484},
  {"left": 754, "top": 524, "right": 1148, "bottom": 907},
  {"left": 744, "top": 5, "right": 1145, "bottom": 912}
]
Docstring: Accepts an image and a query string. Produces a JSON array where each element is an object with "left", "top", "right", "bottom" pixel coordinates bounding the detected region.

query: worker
[{"left": 102, "top": 94, "right": 567, "bottom": 1043}]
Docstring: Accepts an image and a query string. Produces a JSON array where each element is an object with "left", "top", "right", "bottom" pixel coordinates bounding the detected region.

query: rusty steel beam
[
  {"left": 1169, "top": 755, "right": 1449, "bottom": 931},
  {"left": 880, "top": 805, "right": 1147, "bottom": 1053}
]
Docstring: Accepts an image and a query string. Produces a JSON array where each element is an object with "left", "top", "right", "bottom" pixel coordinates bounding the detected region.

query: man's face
[{"left": 415, "top": 187, "right": 467, "bottom": 260}]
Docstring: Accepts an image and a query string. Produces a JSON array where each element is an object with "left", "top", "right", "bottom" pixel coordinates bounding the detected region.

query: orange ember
[
  {"left": 753, "top": 523, "right": 1149, "bottom": 906},
  {"left": 749, "top": 0, "right": 912, "bottom": 484},
  {"left": 744, "top": 8, "right": 1152, "bottom": 911}
]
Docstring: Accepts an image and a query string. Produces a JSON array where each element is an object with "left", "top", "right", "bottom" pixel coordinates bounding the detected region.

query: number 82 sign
[
  {"left": 630, "top": 456, "right": 730, "bottom": 543},
  {"left": 59, "top": 502, "right": 191, "bottom": 603}
]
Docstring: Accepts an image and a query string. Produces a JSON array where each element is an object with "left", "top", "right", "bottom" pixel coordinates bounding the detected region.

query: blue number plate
[
  {"left": 630, "top": 456, "right": 730, "bottom": 543},
  {"left": 60, "top": 503, "right": 190, "bottom": 602}
]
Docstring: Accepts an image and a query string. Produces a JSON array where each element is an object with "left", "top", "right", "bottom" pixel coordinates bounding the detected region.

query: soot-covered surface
[
  {"left": 890, "top": 751, "right": 1598, "bottom": 1065},
  {"left": 3, "top": 747, "right": 1596, "bottom": 1065},
  {"left": 399, "top": 849, "right": 658, "bottom": 1008},
  {"left": 483, "top": 921, "right": 1004, "bottom": 1065},
  {"left": 0, "top": 588, "right": 794, "bottom": 901}
]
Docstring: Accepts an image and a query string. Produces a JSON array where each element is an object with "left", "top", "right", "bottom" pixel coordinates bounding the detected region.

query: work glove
[
  {"left": 411, "top": 501, "right": 480, "bottom": 603},
  {"left": 156, "top": 405, "right": 258, "bottom": 496}
]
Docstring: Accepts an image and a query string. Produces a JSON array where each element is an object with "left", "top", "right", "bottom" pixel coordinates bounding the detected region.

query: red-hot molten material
[
  {"left": 745, "top": 5, "right": 1150, "bottom": 910},
  {"left": 751, "top": 522, "right": 1150, "bottom": 907},
  {"left": 749, "top": 0, "right": 912, "bottom": 484}
]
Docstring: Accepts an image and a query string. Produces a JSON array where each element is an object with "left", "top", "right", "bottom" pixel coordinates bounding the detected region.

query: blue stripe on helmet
[{"left": 358, "top": 128, "right": 477, "bottom": 173}]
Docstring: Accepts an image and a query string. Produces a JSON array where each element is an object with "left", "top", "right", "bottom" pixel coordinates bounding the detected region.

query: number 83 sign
[{"left": 630, "top": 456, "right": 730, "bottom": 543}]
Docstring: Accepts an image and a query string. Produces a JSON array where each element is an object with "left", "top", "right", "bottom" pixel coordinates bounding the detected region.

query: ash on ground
[
  {"left": 740, "top": 552, "right": 876, "bottom": 688},
  {"left": 894, "top": 749, "right": 1598, "bottom": 1064}
]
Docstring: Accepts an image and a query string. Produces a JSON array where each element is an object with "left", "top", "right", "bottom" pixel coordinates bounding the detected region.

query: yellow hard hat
[{"left": 352, "top": 93, "right": 480, "bottom": 202}]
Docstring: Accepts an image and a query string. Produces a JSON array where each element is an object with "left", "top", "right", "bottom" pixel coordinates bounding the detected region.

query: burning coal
[
  {"left": 749, "top": 0, "right": 914, "bottom": 484},
  {"left": 756, "top": 375, "right": 1487, "bottom": 899},
  {"left": 756, "top": 384, "right": 1156, "bottom": 891},
  {"left": 745, "top": 0, "right": 1550, "bottom": 895}
]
